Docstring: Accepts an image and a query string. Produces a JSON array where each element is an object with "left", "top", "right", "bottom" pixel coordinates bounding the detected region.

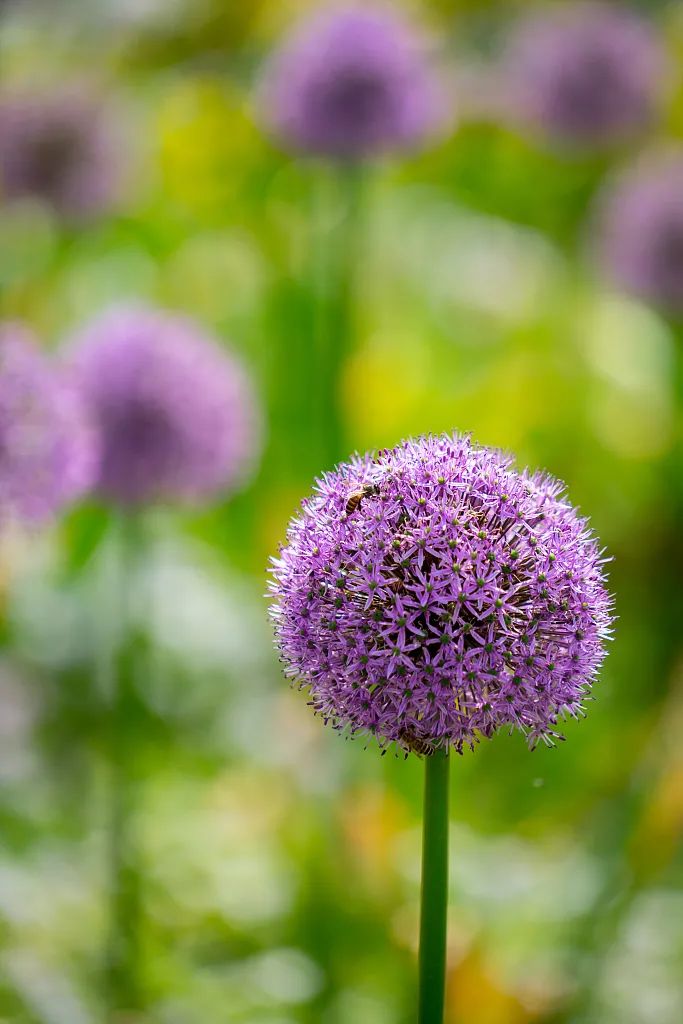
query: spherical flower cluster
[
  {"left": 0, "top": 323, "right": 97, "bottom": 523},
  {"left": 70, "top": 306, "right": 262, "bottom": 507},
  {"left": 503, "top": 2, "right": 665, "bottom": 149},
  {"left": 0, "top": 86, "right": 121, "bottom": 219},
  {"left": 594, "top": 150, "right": 683, "bottom": 315},
  {"left": 259, "top": 4, "right": 445, "bottom": 160},
  {"left": 270, "top": 434, "right": 612, "bottom": 755}
]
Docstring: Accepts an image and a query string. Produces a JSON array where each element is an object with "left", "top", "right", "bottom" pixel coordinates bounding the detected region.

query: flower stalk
[
  {"left": 104, "top": 513, "right": 144, "bottom": 1020},
  {"left": 418, "top": 749, "right": 450, "bottom": 1024},
  {"left": 317, "top": 162, "right": 364, "bottom": 469}
]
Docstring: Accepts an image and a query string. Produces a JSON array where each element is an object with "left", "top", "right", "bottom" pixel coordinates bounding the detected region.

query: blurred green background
[{"left": 1, "top": 2, "right": 682, "bottom": 1022}]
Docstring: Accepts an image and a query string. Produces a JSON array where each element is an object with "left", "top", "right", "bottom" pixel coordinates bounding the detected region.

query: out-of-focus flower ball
[
  {"left": 0, "top": 323, "right": 97, "bottom": 523},
  {"left": 503, "top": 2, "right": 666, "bottom": 150},
  {"left": 0, "top": 86, "right": 122, "bottom": 220},
  {"left": 70, "top": 306, "right": 262, "bottom": 507},
  {"left": 594, "top": 150, "right": 683, "bottom": 316},
  {"left": 258, "top": 3, "right": 447, "bottom": 161}
]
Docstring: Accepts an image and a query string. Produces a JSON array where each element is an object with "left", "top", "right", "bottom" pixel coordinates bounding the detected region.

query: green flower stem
[
  {"left": 418, "top": 748, "right": 450, "bottom": 1024},
  {"left": 105, "top": 512, "right": 144, "bottom": 1020},
  {"left": 317, "top": 162, "right": 365, "bottom": 470}
]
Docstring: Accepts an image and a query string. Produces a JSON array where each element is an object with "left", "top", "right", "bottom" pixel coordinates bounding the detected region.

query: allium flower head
[
  {"left": 594, "top": 150, "right": 683, "bottom": 315},
  {"left": 270, "top": 434, "right": 612, "bottom": 754},
  {"left": 0, "top": 86, "right": 121, "bottom": 219},
  {"left": 0, "top": 323, "right": 97, "bottom": 523},
  {"left": 259, "top": 4, "right": 445, "bottom": 160},
  {"left": 504, "top": 2, "right": 665, "bottom": 149},
  {"left": 70, "top": 306, "right": 261, "bottom": 507}
]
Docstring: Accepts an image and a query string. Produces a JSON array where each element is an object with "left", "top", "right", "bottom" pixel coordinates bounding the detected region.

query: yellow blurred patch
[
  {"left": 260, "top": 483, "right": 307, "bottom": 559},
  {"left": 344, "top": 345, "right": 428, "bottom": 443},
  {"left": 206, "top": 766, "right": 292, "bottom": 840},
  {"left": 156, "top": 79, "right": 263, "bottom": 218},
  {"left": 630, "top": 765, "right": 683, "bottom": 877},
  {"left": 344, "top": 337, "right": 572, "bottom": 456},
  {"left": 447, "top": 949, "right": 534, "bottom": 1024},
  {"left": 340, "top": 783, "right": 408, "bottom": 883},
  {"left": 253, "top": 0, "right": 329, "bottom": 41}
]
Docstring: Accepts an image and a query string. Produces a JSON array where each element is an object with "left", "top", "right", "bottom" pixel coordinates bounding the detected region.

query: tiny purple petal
[
  {"left": 593, "top": 149, "right": 683, "bottom": 315},
  {"left": 503, "top": 2, "right": 666, "bottom": 149},
  {"left": 0, "top": 323, "right": 98, "bottom": 524},
  {"left": 258, "top": 4, "right": 447, "bottom": 160},
  {"left": 269, "top": 434, "right": 613, "bottom": 755},
  {"left": 69, "top": 306, "right": 262, "bottom": 507}
]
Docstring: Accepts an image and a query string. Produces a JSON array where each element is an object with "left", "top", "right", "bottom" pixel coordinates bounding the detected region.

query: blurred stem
[
  {"left": 418, "top": 749, "right": 450, "bottom": 1024},
  {"left": 104, "top": 512, "right": 144, "bottom": 1020},
  {"left": 316, "top": 162, "right": 365, "bottom": 470},
  {"left": 672, "top": 325, "right": 683, "bottom": 501}
]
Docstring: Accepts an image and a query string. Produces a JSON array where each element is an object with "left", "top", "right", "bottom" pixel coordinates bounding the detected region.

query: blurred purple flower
[
  {"left": 0, "top": 86, "right": 121, "bottom": 219},
  {"left": 0, "top": 323, "right": 97, "bottom": 523},
  {"left": 594, "top": 150, "right": 683, "bottom": 315},
  {"left": 70, "top": 306, "right": 262, "bottom": 507},
  {"left": 270, "top": 433, "right": 612, "bottom": 754},
  {"left": 504, "top": 2, "right": 665, "bottom": 149},
  {"left": 258, "top": 4, "right": 446, "bottom": 160}
]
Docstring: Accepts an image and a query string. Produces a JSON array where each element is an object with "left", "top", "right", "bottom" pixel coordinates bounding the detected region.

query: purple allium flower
[
  {"left": 0, "top": 323, "right": 97, "bottom": 523},
  {"left": 0, "top": 86, "right": 121, "bottom": 219},
  {"left": 70, "top": 306, "right": 261, "bottom": 507},
  {"left": 258, "top": 4, "right": 446, "bottom": 160},
  {"left": 593, "top": 150, "right": 683, "bottom": 315},
  {"left": 270, "top": 434, "right": 612, "bottom": 754},
  {"left": 503, "top": 2, "right": 665, "bottom": 149}
]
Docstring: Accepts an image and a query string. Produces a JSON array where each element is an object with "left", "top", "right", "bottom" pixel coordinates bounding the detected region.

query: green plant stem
[
  {"left": 317, "top": 162, "right": 365, "bottom": 470},
  {"left": 418, "top": 749, "right": 450, "bottom": 1024},
  {"left": 104, "top": 513, "right": 143, "bottom": 1020}
]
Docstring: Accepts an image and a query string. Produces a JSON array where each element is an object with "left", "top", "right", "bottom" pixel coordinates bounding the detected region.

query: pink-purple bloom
[
  {"left": 270, "top": 434, "right": 612, "bottom": 754},
  {"left": 0, "top": 86, "right": 121, "bottom": 219},
  {"left": 503, "top": 2, "right": 665, "bottom": 149},
  {"left": 0, "top": 323, "right": 97, "bottom": 523},
  {"left": 594, "top": 150, "right": 683, "bottom": 315},
  {"left": 70, "top": 306, "right": 261, "bottom": 507},
  {"left": 259, "top": 4, "right": 445, "bottom": 160}
]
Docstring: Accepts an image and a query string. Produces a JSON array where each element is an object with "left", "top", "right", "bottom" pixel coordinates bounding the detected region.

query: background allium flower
[
  {"left": 71, "top": 306, "right": 261, "bottom": 507},
  {"left": 270, "top": 434, "right": 612, "bottom": 754},
  {"left": 504, "top": 2, "right": 665, "bottom": 148},
  {"left": 0, "top": 86, "right": 121, "bottom": 219},
  {"left": 0, "top": 323, "right": 97, "bottom": 523},
  {"left": 259, "top": 4, "right": 446, "bottom": 160},
  {"left": 594, "top": 150, "right": 683, "bottom": 315}
]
